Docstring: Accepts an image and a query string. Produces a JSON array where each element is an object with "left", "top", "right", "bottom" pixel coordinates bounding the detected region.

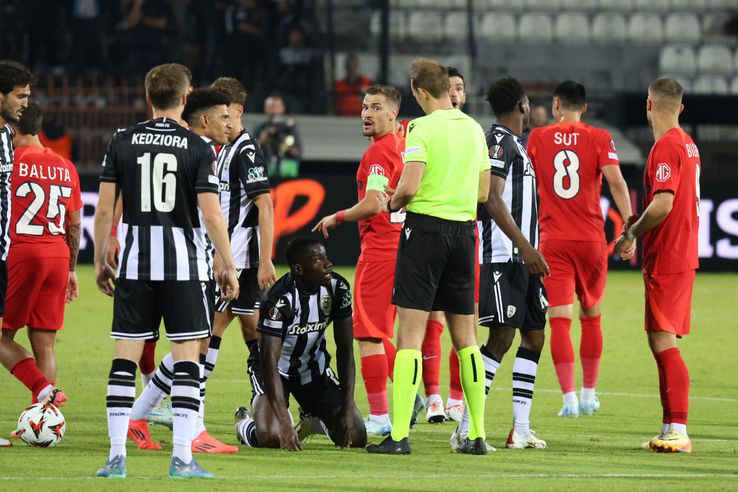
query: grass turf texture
[{"left": 1, "top": 267, "right": 736, "bottom": 491}]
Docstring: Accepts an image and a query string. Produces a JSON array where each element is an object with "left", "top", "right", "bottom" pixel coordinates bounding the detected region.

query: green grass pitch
[{"left": 1, "top": 267, "right": 737, "bottom": 490}]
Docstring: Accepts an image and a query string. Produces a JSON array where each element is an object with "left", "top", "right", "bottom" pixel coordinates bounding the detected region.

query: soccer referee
[{"left": 367, "top": 58, "right": 491, "bottom": 455}]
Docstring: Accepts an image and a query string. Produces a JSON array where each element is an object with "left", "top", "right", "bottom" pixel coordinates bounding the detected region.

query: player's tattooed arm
[
  {"left": 260, "top": 334, "right": 302, "bottom": 451},
  {"left": 65, "top": 210, "right": 82, "bottom": 271}
]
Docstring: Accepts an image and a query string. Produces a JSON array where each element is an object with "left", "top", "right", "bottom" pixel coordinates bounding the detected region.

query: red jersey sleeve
[
  {"left": 648, "top": 139, "right": 681, "bottom": 195},
  {"left": 66, "top": 159, "right": 83, "bottom": 212},
  {"left": 597, "top": 130, "right": 620, "bottom": 169},
  {"left": 359, "top": 144, "right": 392, "bottom": 181}
]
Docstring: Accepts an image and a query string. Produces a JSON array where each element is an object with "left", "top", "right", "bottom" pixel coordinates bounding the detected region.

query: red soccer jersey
[
  {"left": 356, "top": 132, "right": 405, "bottom": 261},
  {"left": 642, "top": 128, "right": 700, "bottom": 274},
  {"left": 10, "top": 146, "right": 83, "bottom": 261},
  {"left": 527, "top": 121, "right": 620, "bottom": 243}
]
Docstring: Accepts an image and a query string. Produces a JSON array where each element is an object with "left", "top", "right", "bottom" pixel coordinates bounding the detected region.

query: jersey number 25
[{"left": 15, "top": 183, "right": 72, "bottom": 236}]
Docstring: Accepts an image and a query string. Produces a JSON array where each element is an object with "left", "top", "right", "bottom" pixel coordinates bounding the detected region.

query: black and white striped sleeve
[{"left": 258, "top": 297, "right": 291, "bottom": 338}]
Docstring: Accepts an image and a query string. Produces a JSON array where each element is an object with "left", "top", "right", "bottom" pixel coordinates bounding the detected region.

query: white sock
[
  {"left": 580, "top": 387, "right": 596, "bottom": 400},
  {"left": 459, "top": 346, "right": 499, "bottom": 439},
  {"left": 140, "top": 371, "right": 155, "bottom": 388},
  {"left": 37, "top": 384, "right": 53, "bottom": 402},
  {"left": 171, "top": 360, "right": 200, "bottom": 463},
  {"left": 661, "top": 423, "right": 670, "bottom": 435},
  {"left": 368, "top": 413, "right": 390, "bottom": 423},
  {"left": 203, "top": 336, "right": 221, "bottom": 380},
  {"left": 426, "top": 394, "right": 443, "bottom": 405},
  {"left": 106, "top": 359, "right": 137, "bottom": 460},
  {"left": 512, "top": 347, "right": 540, "bottom": 437},
  {"left": 670, "top": 423, "right": 687, "bottom": 436},
  {"left": 194, "top": 363, "right": 206, "bottom": 437},
  {"left": 563, "top": 391, "right": 578, "bottom": 406},
  {"left": 236, "top": 415, "right": 258, "bottom": 447},
  {"left": 446, "top": 397, "right": 464, "bottom": 408}
]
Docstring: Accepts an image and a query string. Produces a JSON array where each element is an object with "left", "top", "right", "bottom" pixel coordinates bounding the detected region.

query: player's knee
[
  {"left": 521, "top": 330, "right": 545, "bottom": 353},
  {"left": 487, "top": 327, "right": 515, "bottom": 356}
]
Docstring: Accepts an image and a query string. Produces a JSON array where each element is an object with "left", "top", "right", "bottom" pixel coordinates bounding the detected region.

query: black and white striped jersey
[
  {"left": 215, "top": 129, "right": 270, "bottom": 270},
  {"left": 477, "top": 124, "right": 539, "bottom": 264},
  {"left": 100, "top": 117, "right": 219, "bottom": 281},
  {"left": 0, "top": 124, "right": 13, "bottom": 261},
  {"left": 257, "top": 272, "right": 352, "bottom": 386}
]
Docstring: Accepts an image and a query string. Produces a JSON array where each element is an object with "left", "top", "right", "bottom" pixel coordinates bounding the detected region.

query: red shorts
[
  {"left": 353, "top": 259, "right": 396, "bottom": 339},
  {"left": 540, "top": 240, "right": 608, "bottom": 309},
  {"left": 644, "top": 270, "right": 695, "bottom": 337},
  {"left": 3, "top": 256, "right": 68, "bottom": 331}
]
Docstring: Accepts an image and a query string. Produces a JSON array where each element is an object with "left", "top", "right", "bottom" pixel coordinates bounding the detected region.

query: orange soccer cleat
[
  {"left": 192, "top": 430, "right": 239, "bottom": 454},
  {"left": 127, "top": 419, "right": 162, "bottom": 450}
]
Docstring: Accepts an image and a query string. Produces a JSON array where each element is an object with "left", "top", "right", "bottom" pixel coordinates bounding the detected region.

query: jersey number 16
[{"left": 138, "top": 152, "right": 177, "bottom": 213}]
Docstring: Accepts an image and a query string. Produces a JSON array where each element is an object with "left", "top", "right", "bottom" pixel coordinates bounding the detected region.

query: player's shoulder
[
  {"left": 330, "top": 272, "right": 351, "bottom": 293},
  {"left": 486, "top": 125, "right": 518, "bottom": 151}
]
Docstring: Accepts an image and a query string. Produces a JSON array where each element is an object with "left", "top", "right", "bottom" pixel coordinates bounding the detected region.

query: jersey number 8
[
  {"left": 15, "top": 183, "right": 72, "bottom": 236},
  {"left": 138, "top": 152, "right": 177, "bottom": 213},
  {"left": 552, "top": 149, "right": 580, "bottom": 199}
]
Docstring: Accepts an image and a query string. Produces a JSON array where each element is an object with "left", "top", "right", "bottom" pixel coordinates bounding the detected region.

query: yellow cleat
[{"left": 648, "top": 429, "right": 692, "bottom": 453}]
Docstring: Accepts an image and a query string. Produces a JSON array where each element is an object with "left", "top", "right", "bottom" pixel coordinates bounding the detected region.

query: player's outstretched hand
[
  {"left": 107, "top": 235, "right": 121, "bottom": 269},
  {"left": 278, "top": 420, "right": 302, "bottom": 451},
  {"left": 312, "top": 214, "right": 340, "bottom": 238},
  {"left": 522, "top": 245, "right": 550, "bottom": 277},
  {"left": 219, "top": 268, "right": 240, "bottom": 301},
  {"left": 614, "top": 234, "right": 636, "bottom": 261},
  {"left": 66, "top": 271, "right": 79, "bottom": 303},
  {"left": 95, "top": 261, "right": 116, "bottom": 297},
  {"left": 258, "top": 260, "right": 277, "bottom": 292},
  {"left": 337, "top": 404, "right": 356, "bottom": 450}
]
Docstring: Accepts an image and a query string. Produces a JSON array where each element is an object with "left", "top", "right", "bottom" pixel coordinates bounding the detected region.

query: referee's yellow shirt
[{"left": 403, "top": 108, "right": 488, "bottom": 222}]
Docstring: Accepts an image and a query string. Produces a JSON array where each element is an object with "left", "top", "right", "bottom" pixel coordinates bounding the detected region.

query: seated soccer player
[{"left": 234, "top": 237, "right": 366, "bottom": 450}]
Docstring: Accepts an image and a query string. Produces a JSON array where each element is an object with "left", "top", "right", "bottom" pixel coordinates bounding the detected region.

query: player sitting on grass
[{"left": 234, "top": 237, "right": 367, "bottom": 450}]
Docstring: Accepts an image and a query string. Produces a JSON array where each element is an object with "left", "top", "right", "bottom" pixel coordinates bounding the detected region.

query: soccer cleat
[
  {"left": 505, "top": 429, "right": 547, "bottom": 449},
  {"left": 409, "top": 394, "right": 426, "bottom": 427},
  {"left": 445, "top": 403, "right": 465, "bottom": 423},
  {"left": 579, "top": 396, "right": 600, "bottom": 416},
  {"left": 148, "top": 401, "right": 173, "bottom": 430},
  {"left": 363, "top": 415, "right": 392, "bottom": 437},
  {"left": 557, "top": 402, "right": 580, "bottom": 418},
  {"left": 0, "top": 437, "right": 11, "bottom": 447},
  {"left": 234, "top": 406, "right": 251, "bottom": 444},
  {"left": 455, "top": 437, "right": 490, "bottom": 455},
  {"left": 642, "top": 434, "right": 661, "bottom": 450},
  {"left": 127, "top": 419, "right": 162, "bottom": 450},
  {"left": 425, "top": 395, "right": 446, "bottom": 424},
  {"left": 295, "top": 411, "right": 326, "bottom": 442},
  {"left": 649, "top": 429, "right": 692, "bottom": 453},
  {"left": 192, "top": 430, "right": 238, "bottom": 453},
  {"left": 9, "top": 428, "right": 23, "bottom": 439},
  {"left": 450, "top": 427, "right": 496, "bottom": 453},
  {"left": 169, "top": 456, "right": 215, "bottom": 479},
  {"left": 41, "top": 388, "right": 68, "bottom": 408},
  {"left": 366, "top": 435, "right": 411, "bottom": 455},
  {"left": 96, "top": 455, "right": 126, "bottom": 478}
]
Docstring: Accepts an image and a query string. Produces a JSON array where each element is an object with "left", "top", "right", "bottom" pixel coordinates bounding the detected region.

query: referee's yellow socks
[
  {"left": 458, "top": 345, "right": 486, "bottom": 441},
  {"left": 390, "top": 349, "right": 422, "bottom": 441}
]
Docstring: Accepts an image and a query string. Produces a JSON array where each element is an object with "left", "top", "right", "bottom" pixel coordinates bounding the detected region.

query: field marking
[{"left": 1, "top": 473, "right": 737, "bottom": 481}]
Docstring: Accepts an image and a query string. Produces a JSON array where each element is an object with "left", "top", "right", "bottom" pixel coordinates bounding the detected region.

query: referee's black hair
[
  {"left": 553, "top": 80, "right": 587, "bottom": 110},
  {"left": 485, "top": 77, "right": 525, "bottom": 117},
  {"left": 448, "top": 67, "right": 464, "bottom": 83},
  {"left": 16, "top": 101, "right": 42, "bottom": 135},
  {"left": 0, "top": 60, "right": 33, "bottom": 95},
  {"left": 182, "top": 88, "right": 230, "bottom": 125},
  {"left": 285, "top": 236, "right": 324, "bottom": 267}
]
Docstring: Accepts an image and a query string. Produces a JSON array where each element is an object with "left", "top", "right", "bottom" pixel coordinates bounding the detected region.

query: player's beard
[{"left": 0, "top": 102, "right": 18, "bottom": 124}]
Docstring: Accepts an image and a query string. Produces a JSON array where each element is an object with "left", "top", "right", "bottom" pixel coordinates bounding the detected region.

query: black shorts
[
  {"left": 392, "top": 212, "right": 476, "bottom": 315},
  {"left": 215, "top": 268, "right": 261, "bottom": 315},
  {"left": 0, "top": 260, "right": 6, "bottom": 317},
  {"left": 478, "top": 262, "right": 548, "bottom": 331},
  {"left": 112, "top": 279, "right": 214, "bottom": 341},
  {"left": 283, "top": 368, "right": 344, "bottom": 424}
]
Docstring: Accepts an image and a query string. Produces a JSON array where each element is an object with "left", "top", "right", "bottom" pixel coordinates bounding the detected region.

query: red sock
[
  {"left": 139, "top": 340, "right": 157, "bottom": 375},
  {"left": 361, "top": 354, "right": 389, "bottom": 415},
  {"left": 550, "top": 317, "right": 575, "bottom": 394},
  {"left": 382, "top": 338, "right": 396, "bottom": 381},
  {"left": 421, "top": 320, "right": 443, "bottom": 396},
  {"left": 657, "top": 347, "right": 690, "bottom": 425},
  {"left": 11, "top": 358, "right": 51, "bottom": 400},
  {"left": 580, "top": 315, "right": 602, "bottom": 389},
  {"left": 654, "top": 352, "right": 671, "bottom": 424},
  {"left": 448, "top": 349, "right": 463, "bottom": 400}
]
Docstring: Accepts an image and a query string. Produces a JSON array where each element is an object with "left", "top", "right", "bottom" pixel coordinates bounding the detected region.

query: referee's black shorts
[{"left": 392, "top": 212, "right": 476, "bottom": 315}]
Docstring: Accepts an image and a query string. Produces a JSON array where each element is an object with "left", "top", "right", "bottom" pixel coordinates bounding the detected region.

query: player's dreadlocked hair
[
  {"left": 0, "top": 60, "right": 33, "bottom": 95},
  {"left": 485, "top": 77, "right": 526, "bottom": 117},
  {"left": 182, "top": 88, "right": 230, "bottom": 125},
  {"left": 285, "top": 236, "right": 324, "bottom": 268},
  {"left": 553, "top": 80, "right": 587, "bottom": 110}
]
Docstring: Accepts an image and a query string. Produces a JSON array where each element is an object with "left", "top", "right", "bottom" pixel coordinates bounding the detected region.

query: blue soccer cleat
[
  {"left": 148, "top": 401, "right": 173, "bottom": 430},
  {"left": 96, "top": 455, "right": 126, "bottom": 478},
  {"left": 169, "top": 456, "right": 215, "bottom": 479},
  {"left": 409, "top": 394, "right": 426, "bottom": 427},
  {"left": 579, "top": 395, "right": 600, "bottom": 415}
]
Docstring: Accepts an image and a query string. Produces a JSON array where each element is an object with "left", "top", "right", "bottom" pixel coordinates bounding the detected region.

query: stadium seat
[
  {"left": 483, "top": 0, "right": 524, "bottom": 10},
  {"left": 628, "top": 13, "right": 663, "bottom": 44},
  {"left": 597, "top": 0, "right": 633, "bottom": 10},
  {"left": 693, "top": 74, "right": 729, "bottom": 94},
  {"left": 658, "top": 45, "right": 697, "bottom": 76},
  {"left": 730, "top": 75, "right": 738, "bottom": 95},
  {"left": 703, "top": 12, "right": 731, "bottom": 36},
  {"left": 555, "top": 13, "right": 590, "bottom": 43},
  {"left": 592, "top": 13, "right": 627, "bottom": 43},
  {"left": 370, "top": 10, "right": 405, "bottom": 41},
  {"left": 634, "top": 0, "right": 670, "bottom": 10},
  {"left": 406, "top": 11, "right": 443, "bottom": 42},
  {"left": 445, "top": 12, "right": 474, "bottom": 41},
  {"left": 480, "top": 12, "right": 517, "bottom": 41},
  {"left": 672, "top": 0, "right": 707, "bottom": 9},
  {"left": 697, "top": 44, "right": 734, "bottom": 75},
  {"left": 525, "top": 0, "right": 561, "bottom": 10},
  {"left": 519, "top": 13, "right": 554, "bottom": 42},
  {"left": 664, "top": 12, "right": 702, "bottom": 43},
  {"left": 560, "top": 0, "right": 597, "bottom": 10}
]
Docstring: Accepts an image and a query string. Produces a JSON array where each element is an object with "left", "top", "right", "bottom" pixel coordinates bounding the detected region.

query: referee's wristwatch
[{"left": 386, "top": 200, "right": 400, "bottom": 214}]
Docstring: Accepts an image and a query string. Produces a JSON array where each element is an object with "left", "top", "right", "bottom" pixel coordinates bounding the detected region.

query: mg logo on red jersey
[
  {"left": 369, "top": 164, "right": 384, "bottom": 176},
  {"left": 655, "top": 163, "right": 671, "bottom": 183}
]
